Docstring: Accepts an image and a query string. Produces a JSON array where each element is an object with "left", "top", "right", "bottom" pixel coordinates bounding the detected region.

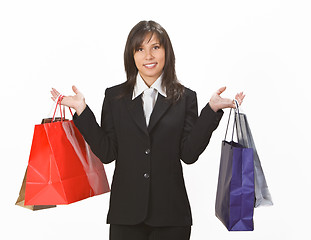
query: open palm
[
  {"left": 209, "top": 87, "right": 245, "bottom": 112},
  {"left": 51, "top": 85, "right": 86, "bottom": 115}
]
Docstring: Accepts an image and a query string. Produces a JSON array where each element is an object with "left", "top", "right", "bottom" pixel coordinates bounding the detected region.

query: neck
[
  {"left": 143, "top": 79, "right": 156, "bottom": 87},
  {"left": 140, "top": 73, "right": 162, "bottom": 87}
]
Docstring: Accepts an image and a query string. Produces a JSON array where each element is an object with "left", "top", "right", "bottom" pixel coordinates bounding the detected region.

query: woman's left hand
[{"left": 209, "top": 86, "right": 245, "bottom": 112}]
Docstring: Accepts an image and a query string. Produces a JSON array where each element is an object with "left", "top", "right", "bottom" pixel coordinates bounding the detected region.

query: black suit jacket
[{"left": 73, "top": 83, "right": 223, "bottom": 226}]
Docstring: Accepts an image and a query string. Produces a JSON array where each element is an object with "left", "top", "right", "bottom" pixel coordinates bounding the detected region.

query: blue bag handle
[{"left": 224, "top": 100, "right": 246, "bottom": 147}]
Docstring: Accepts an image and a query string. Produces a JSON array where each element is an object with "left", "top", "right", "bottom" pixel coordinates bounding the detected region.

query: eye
[
  {"left": 153, "top": 45, "right": 160, "bottom": 50},
  {"left": 137, "top": 47, "right": 144, "bottom": 52}
]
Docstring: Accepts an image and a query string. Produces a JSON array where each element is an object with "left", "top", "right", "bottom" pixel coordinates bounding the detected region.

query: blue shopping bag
[
  {"left": 215, "top": 105, "right": 255, "bottom": 231},
  {"left": 236, "top": 112, "right": 273, "bottom": 208}
]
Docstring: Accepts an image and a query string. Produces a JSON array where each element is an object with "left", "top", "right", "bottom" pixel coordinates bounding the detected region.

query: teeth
[{"left": 145, "top": 63, "right": 156, "bottom": 68}]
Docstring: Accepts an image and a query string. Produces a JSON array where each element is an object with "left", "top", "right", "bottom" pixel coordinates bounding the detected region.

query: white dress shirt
[{"left": 132, "top": 73, "right": 167, "bottom": 126}]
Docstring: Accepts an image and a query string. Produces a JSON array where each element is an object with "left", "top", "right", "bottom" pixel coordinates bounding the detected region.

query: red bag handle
[{"left": 52, "top": 95, "right": 73, "bottom": 122}]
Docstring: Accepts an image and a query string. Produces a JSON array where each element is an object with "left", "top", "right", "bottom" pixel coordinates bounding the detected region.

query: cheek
[
  {"left": 158, "top": 51, "right": 166, "bottom": 66},
  {"left": 133, "top": 54, "right": 142, "bottom": 68}
]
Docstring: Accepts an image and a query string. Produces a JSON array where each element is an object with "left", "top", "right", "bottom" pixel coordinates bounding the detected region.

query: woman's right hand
[{"left": 51, "top": 85, "right": 86, "bottom": 115}]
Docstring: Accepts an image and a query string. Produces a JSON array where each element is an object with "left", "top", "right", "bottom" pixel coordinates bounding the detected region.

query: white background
[{"left": 1, "top": 0, "right": 310, "bottom": 239}]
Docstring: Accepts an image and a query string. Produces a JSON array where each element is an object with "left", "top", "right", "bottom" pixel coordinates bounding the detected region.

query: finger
[
  {"left": 52, "top": 88, "right": 60, "bottom": 96},
  {"left": 72, "top": 85, "right": 80, "bottom": 95},
  {"left": 51, "top": 88, "right": 60, "bottom": 98},
  {"left": 227, "top": 98, "right": 236, "bottom": 108},
  {"left": 235, "top": 94, "right": 245, "bottom": 106},
  {"left": 240, "top": 92, "right": 245, "bottom": 101},
  {"left": 59, "top": 95, "right": 67, "bottom": 105},
  {"left": 240, "top": 94, "right": 245, "bottom": 103},
  {"left": 51, "top": 90, "right": 58, "bottom": 98},
  {"left": 235, "top": 92, "right": 245, "bottom": 100},
  {"left": 234, "top": 97, "right": 241, "bottom": 106},
  {"left": 51, "top": 90, "right": 59, "bottom": 101},
  {"left": 216, "top": 86, "right": 226, "bottom": 95},
  {"left": 235, "top": 92, "right": 243, "bottom": 98},
  {"left": 239, "top": 93, "right": 245, "bottom": 101}
]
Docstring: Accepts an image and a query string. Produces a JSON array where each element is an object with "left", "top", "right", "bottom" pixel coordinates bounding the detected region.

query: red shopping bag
[{"left": 24, "top": 98, "right": 110, "bottom": 205}]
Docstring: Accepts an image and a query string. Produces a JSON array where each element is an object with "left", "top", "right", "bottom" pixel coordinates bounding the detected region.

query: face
[{"left": 133, "top": 33, "right": 165, "bottom": 86}]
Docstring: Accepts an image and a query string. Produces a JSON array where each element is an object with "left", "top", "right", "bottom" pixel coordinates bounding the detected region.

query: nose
[{"left": 145, "top": 49, "right": 154, "bottom": 60}]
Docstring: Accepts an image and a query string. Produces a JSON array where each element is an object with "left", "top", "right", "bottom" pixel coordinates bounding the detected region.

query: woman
[{"left": 51, "top": 20, "right": 245, "bottom": 240}]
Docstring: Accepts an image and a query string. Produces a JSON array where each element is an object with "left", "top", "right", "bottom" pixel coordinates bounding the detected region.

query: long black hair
[{"left": 123, "top": 20, "right": 184, "bottom": 102}]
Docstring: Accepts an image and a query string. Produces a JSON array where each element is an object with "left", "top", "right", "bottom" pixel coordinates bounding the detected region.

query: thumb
[
  {"left": 72, "top": 85, "right": 80, "bottom": 95},
  {"left": 216, "top": 86, "right": 226, "bottom": 96}
]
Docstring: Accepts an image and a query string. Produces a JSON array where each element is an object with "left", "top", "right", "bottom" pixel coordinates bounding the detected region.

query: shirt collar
[{"left": 132, "top": 73, "right": 167, "bottom": 100}]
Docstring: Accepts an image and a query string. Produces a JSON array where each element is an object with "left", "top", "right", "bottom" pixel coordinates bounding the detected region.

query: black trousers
[{"left": 110, "top": 223, "right": 191, "bottom": 240}]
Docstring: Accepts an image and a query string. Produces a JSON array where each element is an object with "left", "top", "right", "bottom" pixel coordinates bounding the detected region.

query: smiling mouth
[{"left": 144, "top": 63, "right": 157, "bottom": 69}]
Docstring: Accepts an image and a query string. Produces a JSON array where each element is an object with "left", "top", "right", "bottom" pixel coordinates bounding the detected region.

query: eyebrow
[{"left": 138, "top": 42, "right": 161, "bottom": 47}]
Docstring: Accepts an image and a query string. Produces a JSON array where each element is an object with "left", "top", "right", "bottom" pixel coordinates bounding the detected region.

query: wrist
[
  {"left": 75, "top": 101, "right": 87, "bottom": 116},
  {"left": 209, "top": 102, "right": 219, "bottom": 112}
]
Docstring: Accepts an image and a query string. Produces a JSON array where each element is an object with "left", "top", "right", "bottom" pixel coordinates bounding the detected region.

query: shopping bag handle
[
  {"left": 51, "top": 95, "right": 73, "bottom": 122},
  {"left": 224, "top": 99, "right": 246, "bottom": 147}
]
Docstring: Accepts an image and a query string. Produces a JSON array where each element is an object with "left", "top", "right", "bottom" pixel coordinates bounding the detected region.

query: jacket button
[
  {"left": 144, "top": 173, "right": 150, "bottom": 179},
  {"left": 145, "top": 149, "right": 151, "bottom": 155}
]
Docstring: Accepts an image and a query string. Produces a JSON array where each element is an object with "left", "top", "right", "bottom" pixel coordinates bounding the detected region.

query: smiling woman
[
  {"left": 123, "top": 20, "right": 185, "bottom": 102},
  {"left": 51, "top": 20, "right": 245, "bottom": 240},
  {"left": 133, "top": 34, "right": 165, "bottom": 87}
]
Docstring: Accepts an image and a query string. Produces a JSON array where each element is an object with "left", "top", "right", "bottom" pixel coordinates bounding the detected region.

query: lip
[{"left": 143, "top": 62, "right": 158, "bottom": 69}]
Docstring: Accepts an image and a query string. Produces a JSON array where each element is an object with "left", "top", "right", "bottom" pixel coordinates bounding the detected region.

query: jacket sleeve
[
  {"left": 73, "top": 88, "right": 117, "bottom": 164},
  {"left": 180, "top": 91, "right": 223, "bottom": 164}
]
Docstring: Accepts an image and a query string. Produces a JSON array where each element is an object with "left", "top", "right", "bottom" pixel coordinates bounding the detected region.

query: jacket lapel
[
  {"left": 124, "top": 93, "right": 149, "bottom": 136},
  {"left": 148, "top": 94, "right": 172, "bottom": 133},
  {"left": 125, "top": 92, "right": 172, "bottom": 135}
]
